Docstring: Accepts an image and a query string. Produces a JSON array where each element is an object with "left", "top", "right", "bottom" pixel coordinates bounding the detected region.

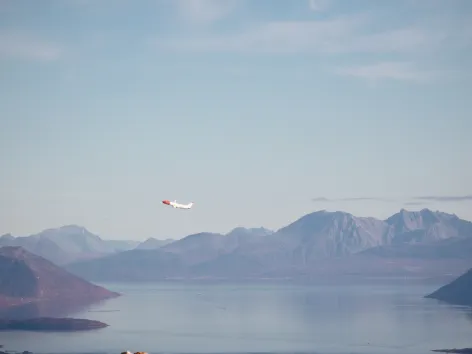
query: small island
[
  {"left": 432, "top": 349, "right": 472, "bottom": 353},
  {"left": 0, "top": 317, "right": 108, "bottom": 331}
]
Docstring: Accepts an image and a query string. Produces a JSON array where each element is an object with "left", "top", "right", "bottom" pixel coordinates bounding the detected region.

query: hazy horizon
[
  {"left": 1, "top": 0, "right": 471, "bottom": 240},
  {"left": 2, "top": 206, "right": 472, "bottom": 242}
]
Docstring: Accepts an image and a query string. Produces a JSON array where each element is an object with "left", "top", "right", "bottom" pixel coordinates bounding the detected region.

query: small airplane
[{"left": 162, "top": 199, "right": 194, "bottom": 209}]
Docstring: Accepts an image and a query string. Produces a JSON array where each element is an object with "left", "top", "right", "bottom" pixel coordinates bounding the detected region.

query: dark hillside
[{"left": 0, "top": 246, "right": 119, "bottom": 314}]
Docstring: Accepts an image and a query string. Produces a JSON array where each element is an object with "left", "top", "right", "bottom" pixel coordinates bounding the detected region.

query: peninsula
[
  {"left": 432, "top": 349, "right": 472, "bottom": 353},
  {"left": 0, "top": 317, "right": 108, "bottom": 331}
]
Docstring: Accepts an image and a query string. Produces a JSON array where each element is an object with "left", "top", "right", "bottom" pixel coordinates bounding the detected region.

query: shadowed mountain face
[
  {"left": 64, "top": 249, "right": 187, "bottom": 282},
  {"left": 425, "top": 268, "right": 472, "bottom": 306},
  {"left": 362, "top": 237, "right": 472, "bottom": 259},
  {"left": 66, "top": 227, "right": 274, "bottom": 280},
  {"left": 0, "top": 246, "right": 120, "bottom": 318},
  {"left": 65, "top": 209, "right": 472, "bottom": 281},
  {"left": 0, "top": 225, "right": 140, "bottom": 265},
  {"left": 160, "top": 227, "right": 272, "bottom": 265},
  {"left": 263, "top": 211, "right": 393, "bottom": 265}
]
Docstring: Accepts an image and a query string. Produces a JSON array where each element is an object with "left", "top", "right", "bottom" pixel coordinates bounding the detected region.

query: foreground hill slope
[
  {"left": 425, "top": 267, "right": 472, "bottom": 306},
  {"left": 0, "top": 246, "right": 119, "bottom": 311}
]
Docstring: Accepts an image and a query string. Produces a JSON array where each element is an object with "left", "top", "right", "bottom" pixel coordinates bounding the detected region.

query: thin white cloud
[
  {"left": 334, "top": 27, "right": 441, "bottom": 54},
  {"left": 156, "top": 15, "right": 366, "bottom": 54},
  {"left": 0, "top": 32, "right": 62, "bottom": 61},
  {"left": 312, "top": 197, "right": 393, "bottom": 202},
  {"left": 308, "top": 0, "right": 331, "bottom": 12},
  {"left": 174, "top": 0, "right": 237, "bottom": 25},
  {"left": 154, "top": 13, "right": 468, "bottom": 57},
  {"left": 154, "top": 1, "right": 472, "bottom": 59},
  {"left": 414, "top": 195, "right": 472, "bottom": 202},
  {"left": 335, "top": 61, "right": 434, "bottom": 83}
]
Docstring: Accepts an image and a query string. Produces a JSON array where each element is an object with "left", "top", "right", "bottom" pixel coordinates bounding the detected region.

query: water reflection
[
  {"left": 0, "top": 298, "right": 111, "bottom": 320},
  {"left": 0, "top": 282, "right": 471, "bottom": 354}
]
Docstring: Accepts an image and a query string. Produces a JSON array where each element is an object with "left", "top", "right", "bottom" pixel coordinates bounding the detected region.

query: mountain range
[
  {"left": 2, "top": 208, "right": 471, "bottom": 281},
  {"left": 0, "top": 225, "right": 164, "bottom": 265},
  {"left": 57, "top": 208, "right": 472, "bottom": 281}
]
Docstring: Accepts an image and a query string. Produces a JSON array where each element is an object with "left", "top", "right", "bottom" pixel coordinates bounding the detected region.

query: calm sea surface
[{"left": 0, "top": 278, "right": 471, "bottom": 354}]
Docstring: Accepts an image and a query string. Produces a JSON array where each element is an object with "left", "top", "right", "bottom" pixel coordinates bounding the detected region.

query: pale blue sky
[{"left": 1, "top": 0, "right": 471, "bottom": 240}]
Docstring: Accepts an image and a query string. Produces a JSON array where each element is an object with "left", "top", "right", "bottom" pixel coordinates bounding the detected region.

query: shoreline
[{"left": 0, "top": 317, "right": 109, "bottom": 332}]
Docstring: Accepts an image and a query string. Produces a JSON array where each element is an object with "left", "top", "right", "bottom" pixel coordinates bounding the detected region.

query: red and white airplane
[{"left": 162, "top": 199, "right": 194, "bottom": 209}]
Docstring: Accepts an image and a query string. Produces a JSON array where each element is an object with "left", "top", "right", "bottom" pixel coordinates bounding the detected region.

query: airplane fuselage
[{"left": 162, "top": 200, "right": 193, "bottom": 209}]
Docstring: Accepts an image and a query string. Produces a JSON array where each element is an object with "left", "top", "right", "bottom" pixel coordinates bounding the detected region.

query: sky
[{"left": 1, "top": 0, "right": 471, "bottom": 241}]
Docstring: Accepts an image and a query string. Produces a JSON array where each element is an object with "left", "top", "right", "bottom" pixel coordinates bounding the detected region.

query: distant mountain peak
[
  {"left": 226, "top": 226, "right": 273, "bottom": 236},
  {"left": 187, "top": 232, "right": 221, "bottom": 239},
  {"left": 395, "top": 207, "right": 452, "bottom": 217},
  {"left": 57, "top": 225, "right": 91, "bottom": 234},
  {"left": 134, "top": 237, "right": 174, "bottom": 250},
  {"left": 35, "top": 224, "right": 94, "bottom": 236},
  {"left": 227, "top": 227, "right": 246, "bottom": 233},
  {"left": 386, "top": 208, "right": 450, "bottom": 234},
  {"left": 60, "top": 224, "right": 87, "bottom": 230},
  {"left": 144, "top": 237, "right": 158, "bottom": 241},
  {"left": 294, "top": 209, "right": 354, "bottom": 223},
  {"left": 310, "top": 209, "right": 353, "bottom": 216}
]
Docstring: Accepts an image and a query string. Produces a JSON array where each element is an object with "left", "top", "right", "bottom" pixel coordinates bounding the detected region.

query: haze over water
[{"left": 1, "top": 279, "right": 471, "bottom": 354}]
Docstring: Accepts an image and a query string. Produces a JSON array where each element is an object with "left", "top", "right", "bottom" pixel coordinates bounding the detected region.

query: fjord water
[{"left": 1, "top": 279, "right": 471, "bottom": 354}]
